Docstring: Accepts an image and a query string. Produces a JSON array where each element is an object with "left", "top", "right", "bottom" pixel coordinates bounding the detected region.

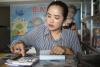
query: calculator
[{"left": 5, "top": 54, "right": 39, "bottom": 66}]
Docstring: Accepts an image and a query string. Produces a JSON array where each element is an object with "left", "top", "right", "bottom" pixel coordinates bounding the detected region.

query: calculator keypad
[{"left": 18, "top": 57, "right": 34, "bottom": 62}]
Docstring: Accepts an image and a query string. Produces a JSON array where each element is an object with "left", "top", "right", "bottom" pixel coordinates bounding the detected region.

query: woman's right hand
[
  {"left": 10, "top": 41, "right": 25, "bottom": 56},
  {"left": 65, "top": 48, "right": 74, "bottom": 55}
]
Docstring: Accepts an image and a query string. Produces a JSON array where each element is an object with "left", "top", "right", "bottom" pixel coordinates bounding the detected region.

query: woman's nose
[{"left": 49, "top": 18, "right": 54, "bottom": 23}]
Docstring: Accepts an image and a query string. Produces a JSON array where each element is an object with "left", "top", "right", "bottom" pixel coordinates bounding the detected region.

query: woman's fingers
[
  {"left": 51, "top": 46, "right": 65, "bottom": 55},
  {"left": 65, "top": 48, "right": 73, "bottom": 55}
]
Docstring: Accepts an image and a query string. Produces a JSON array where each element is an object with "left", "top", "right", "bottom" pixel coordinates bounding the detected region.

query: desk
[
  {"left": 0, "top": 53, "right": 77, "bottom": 67},
  {"left": 35, "top": 60, "right": 77, "bottom": 67},
  {"left": 0, "top": 53, "right": 8, "bottom": 67},
  {"left": 0, "top": 60, "right": 77, "bottom": 67}
]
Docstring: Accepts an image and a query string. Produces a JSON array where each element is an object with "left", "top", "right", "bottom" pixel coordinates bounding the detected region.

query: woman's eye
[
  {"left": 47, "top": 15, "right": 51, "bottom": 18},
  {"left": 55, "top": 17, "right": 60, "bottom": 20}
]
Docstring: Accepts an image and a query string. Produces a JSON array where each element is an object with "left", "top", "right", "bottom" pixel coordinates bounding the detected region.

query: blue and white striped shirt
[{"left": 13, "top": 24, "right": 81, "bottom": 54}]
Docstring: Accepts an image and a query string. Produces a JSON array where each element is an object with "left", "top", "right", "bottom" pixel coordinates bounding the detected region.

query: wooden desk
[{"left": 0, "top": 64, "right": 8, "bottom": 67}]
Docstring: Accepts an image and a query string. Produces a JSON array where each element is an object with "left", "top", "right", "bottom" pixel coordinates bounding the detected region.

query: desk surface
[
  {"left": 0, "top": 61, "right": 77, "bottom": 67},
  {"left": 0, "top": 53, "right": 77, "bottom": 67}
]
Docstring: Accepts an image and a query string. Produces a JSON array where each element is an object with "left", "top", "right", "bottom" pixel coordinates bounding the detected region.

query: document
[{"left": 39, "top": 50, "right": 65, "bottom": 60}]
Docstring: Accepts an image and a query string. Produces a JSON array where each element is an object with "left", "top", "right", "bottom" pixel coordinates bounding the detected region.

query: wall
[{"left": 0, "top": 6, "right": 10, "bottom": 52}]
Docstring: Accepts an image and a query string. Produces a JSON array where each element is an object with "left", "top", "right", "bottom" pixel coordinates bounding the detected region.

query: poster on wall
[{"left": 10, "top": 3, "right": 48, "bottom": 41}]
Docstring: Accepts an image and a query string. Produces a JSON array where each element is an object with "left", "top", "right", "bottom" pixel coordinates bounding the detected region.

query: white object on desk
[
  {"left": 26, "top": 47, "right": 36, "bottom": 54},
  {"left": 39, "top": 50, "right": 65, "bottom": 60},
  {"left": 39, "top": 55, "right": 65, "bottom": 60},
  {"left": 40, "top": 50, "right": 51, "bottom": 55}
]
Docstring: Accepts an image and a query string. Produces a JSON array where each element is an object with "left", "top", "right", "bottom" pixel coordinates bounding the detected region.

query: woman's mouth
[{"left": 48, "top": 24, "right": 54, "bottom": 27}]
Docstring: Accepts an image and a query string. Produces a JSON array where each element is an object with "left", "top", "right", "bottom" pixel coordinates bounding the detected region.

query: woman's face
[{"left": 45, "top": 5, "right": 64, "bottom": 31}]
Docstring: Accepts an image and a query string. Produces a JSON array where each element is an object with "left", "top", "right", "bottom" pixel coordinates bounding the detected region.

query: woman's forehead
[{"left": 47, "top": 5, "right": 63, "bottom": 15}]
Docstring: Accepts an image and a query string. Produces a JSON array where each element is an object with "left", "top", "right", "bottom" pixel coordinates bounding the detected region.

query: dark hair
[
  {"left": 47, "top": 1, "right": 68, "bottom": 21},
  {"left": 68, "top": 4, "right": 77, "bottom": 14}
]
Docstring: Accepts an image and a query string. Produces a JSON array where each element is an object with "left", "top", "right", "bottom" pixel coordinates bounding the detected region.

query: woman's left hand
[{"left": 50, "top": 46, "right": 65, "bottom": 55}]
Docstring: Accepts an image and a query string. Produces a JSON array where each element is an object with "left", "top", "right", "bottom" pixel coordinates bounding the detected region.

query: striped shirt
[{"left": 13, "top": 24, "right": 81, "bottom": 54}]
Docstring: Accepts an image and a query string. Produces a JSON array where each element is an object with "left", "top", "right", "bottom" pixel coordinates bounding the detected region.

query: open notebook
[{"left": 39, "top": 50, "right": 65, "bottom": 60}]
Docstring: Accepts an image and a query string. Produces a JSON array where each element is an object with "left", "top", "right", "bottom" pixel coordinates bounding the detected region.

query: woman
[{"left": 10, "top": 1, "right": 81, "bottom": 56}]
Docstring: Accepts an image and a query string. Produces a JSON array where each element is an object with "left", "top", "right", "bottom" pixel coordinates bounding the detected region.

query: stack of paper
[{"left": 39, "top": 50, "right": 65, "bottom": 60}]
